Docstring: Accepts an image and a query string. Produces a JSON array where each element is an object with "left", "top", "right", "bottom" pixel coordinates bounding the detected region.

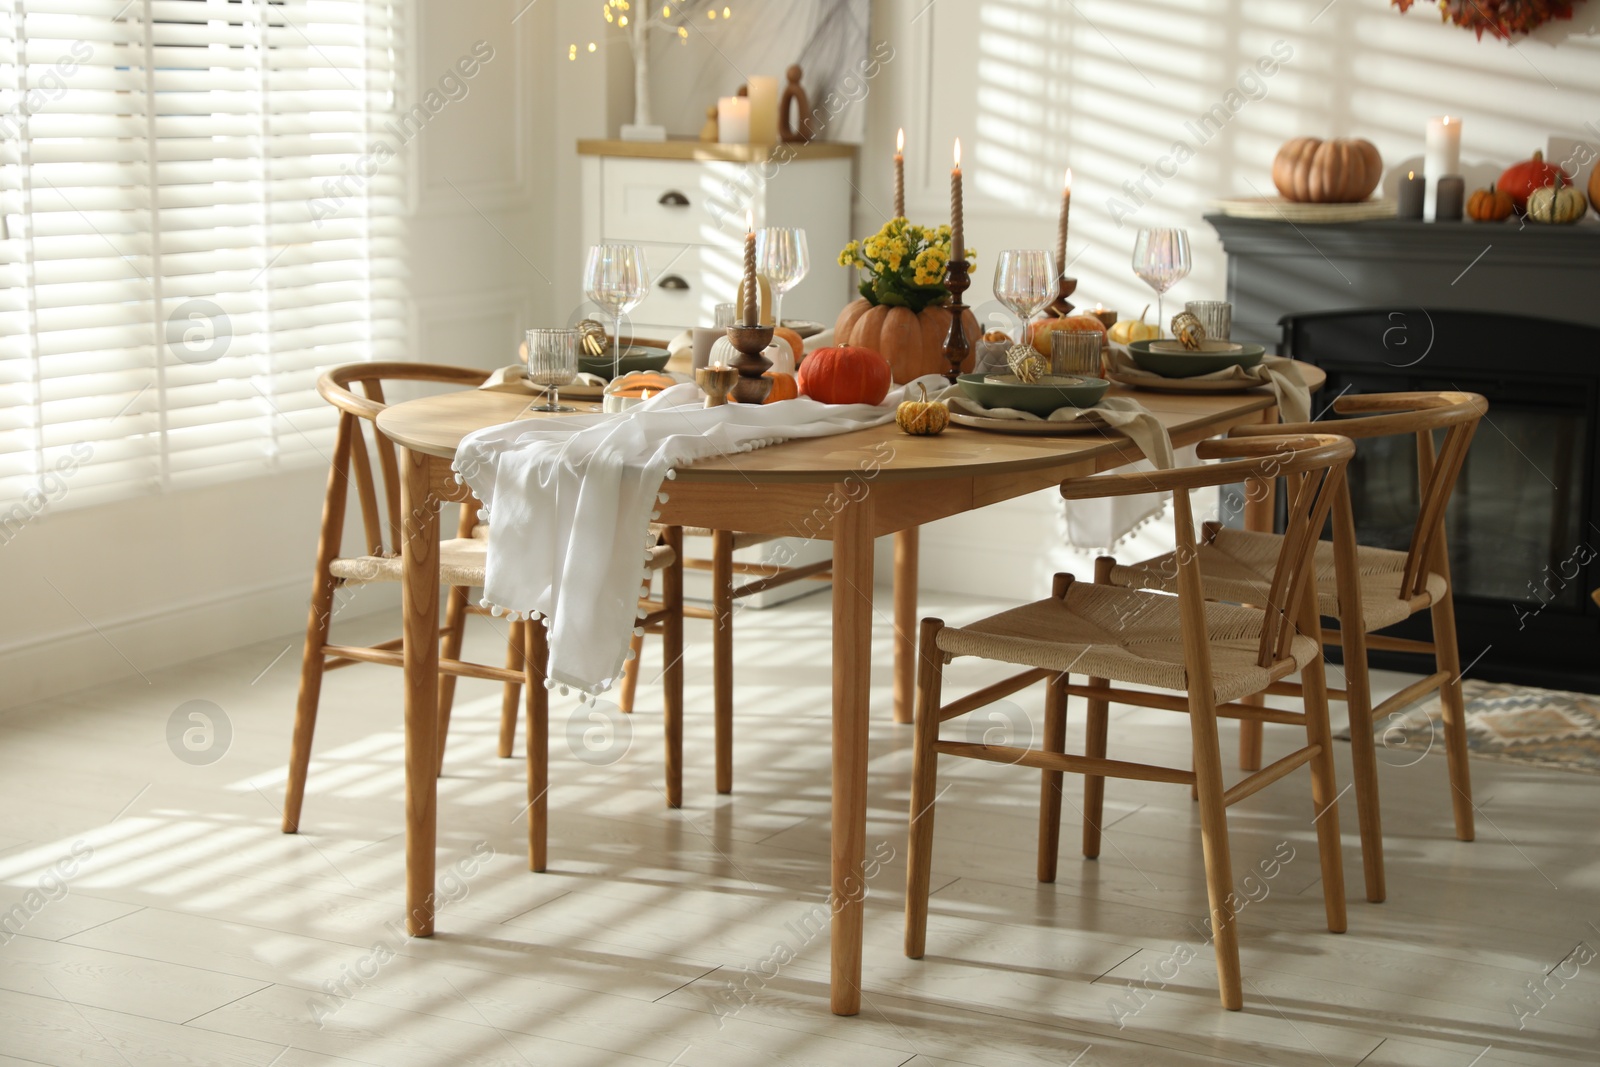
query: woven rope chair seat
[
  {"left": 1111, "top": 529, "right": 1446, "bottom": 632},
  {"left": 331, "top": 540, "right": 675, "bottom": 588},
  {"left": 650, "top": 524, "right": 774, "bottom": 550},
  {"left": 935, "top": 582, "right": 1318, "bottom": 706}
]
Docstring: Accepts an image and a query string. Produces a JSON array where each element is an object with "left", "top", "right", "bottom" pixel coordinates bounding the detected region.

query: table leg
[
  {"left": 401, "top": 448, "right": 440, "bottom": 937},
  {"left": 830, "top": 487, "right": 874, "bottom": 1016},
  {"left": 892, "top": 528, "right": 918, "bottom": 725},
  {"left": 1238, "top": 405, "right": 1277, "bottom": 772}
]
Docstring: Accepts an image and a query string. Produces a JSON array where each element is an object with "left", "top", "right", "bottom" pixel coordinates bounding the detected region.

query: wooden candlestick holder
[
  {"left": 941, "top": 257, "right": 972, "bottom": 384},
  {"left": 695, "top": 365, "right": 738, "bottom": 407},
  {"left": 724, "top": 324, "right": 774, "bottom": 404},
  {"left": 1044, "top": 276, "right": 1078, "bottom": 318}
]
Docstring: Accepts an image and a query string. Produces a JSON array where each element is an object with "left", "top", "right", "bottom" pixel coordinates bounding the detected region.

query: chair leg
[
  {"left": 1340, "top": 613, "right": 1385, "bottom": 903},
  {"left": 1431, "top": 586, "right": 1475, "bottom": 842},
  {"left": 284, "top": 576, "right": 336, "bottom": 834},
  {"left": 905, "top": 619, "right": 946, "bottom": 960},
  {"left": 661, "top": 527, "right": 684, "bottom": 809},
  {"left": 1298, "top": 596, "right": 1348, "bottom": 934},
  {"left": 1082, "top": 556, "right": 1114, "bottom": 859},
  {"left": 525, "top": 617, "right": 549, "bottom": 873},
  {"left": 617, "top": 631, "right": 643, "bottom": 714},
  {"left": 435, "top": 583, "right": 471, "bottom": 776},
  {"left": 498, "top": 619, "right": 524, "bottom": 759},
  {"left": 1189, "top": 691, "right": 1242, "bottom": 1011},
  {"left": 1037, "top": 669, "right": 1068, "bottom": 883},
  {"left": 712, "top": 530, "right": 735, "bottom": 795}
]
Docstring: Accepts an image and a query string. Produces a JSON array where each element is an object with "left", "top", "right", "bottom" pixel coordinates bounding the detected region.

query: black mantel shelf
[{"left": 1205, "top": 213, "right": 1600, "bottom": 348}]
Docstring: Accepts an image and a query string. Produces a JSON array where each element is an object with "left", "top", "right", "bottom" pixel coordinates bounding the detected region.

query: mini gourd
[
  {"left": 895, "top": 382, "right": 949, "bottom": 436},
  {"left": 1526, "top": 175, "right": 1586, "bottom": 225}
]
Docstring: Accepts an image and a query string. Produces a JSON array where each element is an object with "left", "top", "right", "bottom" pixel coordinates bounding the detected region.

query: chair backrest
[
  {"left": 1061, "top": 434, "right": 1355, "bottom": 673},
  {"left": 317, "top": 362, "right": 489, "bottom": 557},
  {"left": 1231, "top": 390, "right": 1485, "bottom": 600}
]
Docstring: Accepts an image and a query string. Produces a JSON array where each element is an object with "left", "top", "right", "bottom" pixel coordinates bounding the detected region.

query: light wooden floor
[{"left": 1, "top": 587, "right": 1596, "bottom": 1067}]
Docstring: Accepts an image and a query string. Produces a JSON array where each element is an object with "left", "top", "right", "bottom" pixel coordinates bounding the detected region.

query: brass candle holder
[
  {"left": 695, "top": 364, "right": 739, "bottom": 407},
  {"left": 941, "top": 256, "right": 972, "bottom": 384},
  {"left": 1044, "top": 276, "right": 1078, "bottom": 318},
  {"left": 724, "top": 324, "right": 774, "bottom": 404}
]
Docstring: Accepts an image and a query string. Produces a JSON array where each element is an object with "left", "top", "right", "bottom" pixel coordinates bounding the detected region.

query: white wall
[{"left": 0, "top": 0, "right": 555, "bottom": 710}]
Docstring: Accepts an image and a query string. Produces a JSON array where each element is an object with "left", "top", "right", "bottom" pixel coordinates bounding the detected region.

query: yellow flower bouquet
[{"left": 838, "top": 218, "right": 975, "bottom": 314}]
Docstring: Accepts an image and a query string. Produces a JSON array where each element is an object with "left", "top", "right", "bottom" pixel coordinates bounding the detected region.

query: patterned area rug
[{"left": 1338, "top": 679, "right": 1600, "bottom": 775}]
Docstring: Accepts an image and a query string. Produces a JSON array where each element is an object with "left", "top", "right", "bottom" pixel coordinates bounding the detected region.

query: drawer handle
[
  {"left": 657, "top": 190, "right": 690, "bottom": 207},
  {"left": 657, "top": 274, "right": 690, "bottom": 291}
]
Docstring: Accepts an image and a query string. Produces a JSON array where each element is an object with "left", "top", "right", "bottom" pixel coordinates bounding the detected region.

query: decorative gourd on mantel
[
  {"left": 1467, "top": 184, "right": 1514, "bottom": 222},
  {"left": 1497, "top": 150, "right": 1571, "bottom": 212},
  {"left": 835, "top": 219, "right": 979, "bottom": 383},
  {"left": 1271, "top": 137, "right": 1383, "bottom": 203},
  {"left": 1526, "top": 175, "right": 1587, "bottom": 225}
]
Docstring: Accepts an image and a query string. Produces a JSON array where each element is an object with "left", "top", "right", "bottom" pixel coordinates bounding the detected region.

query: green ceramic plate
[
  {"left": 1128, "top": 339, "right": 1264, "bottom": 378},
  {"left": 956, "top": 373, "right": 1109, "bottom": 417},
  {"left": 577, "top": 346, "right": 672, "bottom": 380}
]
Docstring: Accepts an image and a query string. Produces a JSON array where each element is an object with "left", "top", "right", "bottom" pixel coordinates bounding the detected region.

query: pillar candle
[
  {"left": 717, "top": 96, "right": 749, "bottom": 145},
  {"left": 1054, "top": 167, "right": 1071, "bottom": 280},
  {"left": 742, "top": 214, "right": 757, "bottom": 327},
  {"left": 747, "top": 76, "right": 779, "bottom": 146},
  {"left": 1397, "top": 170, "right": 1425, "bottom": 220},
  {"left": 950, "top": 138, "right": 964, "bottom": 264},
  {"left": 893, "top": 128, "right": 905, "bottom": 219},
  {"left": 1424, "top": 116, "right": 1461, "bottom": 221},
  {"left": 1435, "top": 176, "right": 1465, "bottom": 222}
]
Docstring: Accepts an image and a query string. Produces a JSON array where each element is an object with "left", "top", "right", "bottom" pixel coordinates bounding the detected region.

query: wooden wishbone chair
[
  {"left": 283, "top": 362, "right": 686, "bottom": 837},
  {"left": 906, "top": 433, "right": 1355, "bottom": 1012},
  {"left": 1107, "top": 391, "right": 1484, "bottom": 904}
]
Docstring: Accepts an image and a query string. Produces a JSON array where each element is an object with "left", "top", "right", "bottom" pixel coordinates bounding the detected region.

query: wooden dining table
[{"left": 375, "top": 365, "right": 1323, "bottom": 1016}]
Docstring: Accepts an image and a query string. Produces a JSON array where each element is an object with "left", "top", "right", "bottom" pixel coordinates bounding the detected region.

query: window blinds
[{"left": 0, "top": 0, "right": 405, "bottom": 514}]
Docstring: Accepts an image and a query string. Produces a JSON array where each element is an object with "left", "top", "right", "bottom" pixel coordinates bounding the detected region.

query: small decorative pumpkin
[
  {"left": 1466, "top": 183, "right": 1514, "bottom": 223},
  {"left": 728, "top": 370, "right": 799, "bottom": 405},
  {"left": 1498, "top": 150, "right": 1570, "bottom": 212},
  {"left": 1171, "top": 311, "right": 1206, "bottom": 351},
  {"left": 796, "top": 345, "right": 892, "bottom": 405},
  {"left": 1108, "top": 304, "right": 1160, "bottom": 346},
  {"left": 895, "top": 382, "right": 949, "bottom": 436},
  {"left": 1526, "top": 174, "right": 1586, "bottom": 225},
  {"left": 1590, "top": 163, "right": 1600, "bottom": 219},
  {"left": 1006, "top": 343, "right": 1049, "bottom": 383},
  {"left": 832, "top": 298, "right": 980, "bottom": 383},
  {"left": 1271, "top": 137, "right": 1383, "bottom": 203},
  {"left": 1027, "top": 314, "right": 1108, "bottom": 358}
]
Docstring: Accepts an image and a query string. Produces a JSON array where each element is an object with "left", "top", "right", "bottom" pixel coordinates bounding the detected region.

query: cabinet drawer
[
  {"left": 601, "top": 159, "right": 743, "bottom": 245},
  {"left": 621, "top": 241, "right": 742, "bottom": 334}
]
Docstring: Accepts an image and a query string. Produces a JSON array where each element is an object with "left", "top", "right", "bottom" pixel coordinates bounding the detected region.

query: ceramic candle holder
[{"left": 695, "top": 365, "right": 739, "bottom": 407}]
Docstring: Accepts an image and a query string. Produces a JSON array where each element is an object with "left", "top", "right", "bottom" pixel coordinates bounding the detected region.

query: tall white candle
[
  {"left": 717, "top": 96, "right": 750, "bottom": 145},
  {"left": 1424, "top": 116, "right": 1461, "bottom": 222},
  {"left": 747, "top": 76, "right": 779, "bottom": 146}
]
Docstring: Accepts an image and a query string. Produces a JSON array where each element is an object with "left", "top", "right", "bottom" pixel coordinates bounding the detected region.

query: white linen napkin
[
  {"left": 1106, "top": 344, "right": 1312, "bottom": 424},
  {"left": 454, "top": 374, "right": 949, "bottom": 695}
]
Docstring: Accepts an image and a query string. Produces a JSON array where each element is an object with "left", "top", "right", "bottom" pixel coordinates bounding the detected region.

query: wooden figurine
[
  {"left": 779, "top": 65, "right": 813, "bottom": 143},
  {"left": 699, "top": 105, "right": 718, "bottom": 143}
]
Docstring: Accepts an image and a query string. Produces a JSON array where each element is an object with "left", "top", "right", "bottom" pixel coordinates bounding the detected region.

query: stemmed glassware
[
  {"left": 525, "top": 328, "right": 579, "bottom": 412},
  {"left": 756, "top": 227, "right": 809, "bottom": 328},
  {"left": 582, "top": 244, "right": 650, "bottom": 377},
  {"left": 1131, "top": 228, "right": 1192, "bottom": 336},
  {"left": 992, "top": 249, "right": 1057, "bottom": 353}
]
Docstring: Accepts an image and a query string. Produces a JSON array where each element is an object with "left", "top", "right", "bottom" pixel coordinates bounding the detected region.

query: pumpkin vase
[{"left": 833, "top": 298, "right": 980, "bottom": 383}]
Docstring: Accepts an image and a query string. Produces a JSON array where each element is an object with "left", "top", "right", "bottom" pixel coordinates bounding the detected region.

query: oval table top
[{"left": 376, "top": 366, "right": 1324, "bottom": 485}]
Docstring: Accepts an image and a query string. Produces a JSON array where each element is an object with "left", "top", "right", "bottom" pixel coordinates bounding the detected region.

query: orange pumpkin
[
  {"left": 1498, "top": 150, "right": 1570, "bottom": 212},
  {"left": 760, "top": 370, "right": 799, "bottom": 404},
  {"left": 1467, "top": 184, "right": 1514, "bottom": 222},
  {"left": 832, "top": 298, "right": 979, "bottom": 383},
  {"left": 1271, "top": 137, "right": 1383, "bottom": 203},
  {"left": 797, "top": 345, "right": 892, "bottom": 405},
  {"left": 1589, "top": 164, "right": 1600, "bottom": 218},
  {"left": 1028, "top": 314, "right": 1107, "bottom": 358}
]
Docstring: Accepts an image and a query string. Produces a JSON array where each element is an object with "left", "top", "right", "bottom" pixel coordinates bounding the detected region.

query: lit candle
[
  {"left": 742, "top": 209, "right": 757, "bottom": 326},
  {"left": 717, "top": 96, "right": 750, "bottom": 145},
  {"left": 950, "top": 137, "right": 964, "bottom": 264},
  {"left": 893, "top": 127, "right": 905, "bottom": 219},
  {"left": 1424, "top": 116, "right": 1461, "bottom": 221},
  {"left": 1089, "top": 302, "right": 1117, "bottom": 329},
  {"left": 1397, "top": 169, "right": 1425, "bottom": 220},
  {"left": 1054, "top": 166, "right": 1071, "bottom": 281}
]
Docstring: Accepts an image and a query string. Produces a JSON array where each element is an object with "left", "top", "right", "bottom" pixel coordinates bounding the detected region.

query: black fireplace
[{"left": 1282, "top": 308, "right": 1600, "bottom": 692}]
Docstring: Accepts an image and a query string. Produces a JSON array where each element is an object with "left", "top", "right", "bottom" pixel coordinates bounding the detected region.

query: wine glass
[
  {"left": 1131, "top": 228, "right": 1191, "bottom": 336},
  {"left": 756, "top": 227, "right": 809, "bottom": 328},
  {"left": 992, "top": 249, "right": 1056, "bottom": 349},
  {"left": 525, "top": 328, "right": 579, "bottom": 412},
  {"left": 583, "top": 244, "right": 650, "bottom": 378}
]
